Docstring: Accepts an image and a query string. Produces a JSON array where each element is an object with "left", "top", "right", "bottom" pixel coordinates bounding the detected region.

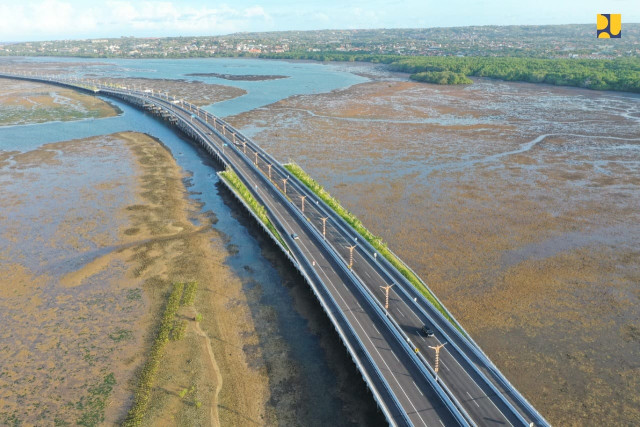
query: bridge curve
[{"left": 0, "top": 71, "right": 549, "bottom": 427}]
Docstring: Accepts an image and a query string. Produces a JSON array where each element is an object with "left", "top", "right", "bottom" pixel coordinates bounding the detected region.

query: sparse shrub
[
  {"left": 126, "top": 288, "right": 142, "bottom": 301},
  {"left": 123, "top": 282, "right": 184, "bottom": 426},
  {"left": 181, "top": 282, "right": 198, "bottom": 306},
  {"left": 170, "top": 320, "right": 188, "bottom": 341},
  {"left": 109, "top": 328, "right": 133, "bottom": 342},
  {"left": 76, "top": 373, "right": 116, "bottom": 426}
]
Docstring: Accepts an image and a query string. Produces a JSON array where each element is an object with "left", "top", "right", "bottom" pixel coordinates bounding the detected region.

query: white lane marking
[
  {"left": 393, "top": 352, "right": 399, "bottom": 362},
  {"left": 167, "top": 103, "right": 459, "bottom": 426},
  {"left": 176, "top": 99, "right": 502, "bottom": 426},
  {"left": 293, "top": 237, "right": 429, "bottom": 427},
  {"left": 413, "top": 381, "right": 424, "bottom": 396},
  {"left": 439, "top": 349, "right": 510, "bottom": 424},
  {"left": 308, "top": 225, "right": 470, "bottom": 402},
  {"left": 195, "top": 114, "right": 430, "bottom": 426},
  {"left": 467, "top": 391, "right": 480, "bottom": 408},
  {"left": 352, "top": 258, "right": 510, "bottom": 425},
  {"left": 439, "top": 420, "right": 445, "bottom": 427}
]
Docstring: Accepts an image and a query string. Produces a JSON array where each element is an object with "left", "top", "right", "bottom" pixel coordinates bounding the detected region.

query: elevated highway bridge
[{"left": 0, "top": 71, "right": 549, "bottom": 427}]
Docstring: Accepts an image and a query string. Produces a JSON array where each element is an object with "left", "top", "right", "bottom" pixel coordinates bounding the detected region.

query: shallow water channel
[{"left": 0, "top": 87, "right": 384, "bottom": 423}]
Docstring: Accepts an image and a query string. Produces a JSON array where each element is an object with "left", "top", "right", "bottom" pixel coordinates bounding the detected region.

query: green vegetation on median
[
  {"left": 283, "top": 162, "right": 462, "bottom": 331},
  {"left": 220, "top": 169, "right": 289, "bottom": 250},
  {"left": 124, "top": 282, "right": 185, "bottom": 426}
]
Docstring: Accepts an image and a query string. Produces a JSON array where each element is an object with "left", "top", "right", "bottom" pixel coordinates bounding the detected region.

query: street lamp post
[
  {"left": 321, "top": 217, "right": 328, "bottom": 239},
  {"left": 429, "top": 343, "right": 447, "bottom": 381},
  {"left": 347, "top": 245, "right": 356, "bottom": 270},
  {"left": 380, "top": 284, "right": 394, "bottom": 310}
]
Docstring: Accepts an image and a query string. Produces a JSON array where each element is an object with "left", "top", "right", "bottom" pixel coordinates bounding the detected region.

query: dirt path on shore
[
  {"left": 0, "top": 131, "right": 270, "bottom": 426},
  {"left": 114, "top": 132, "right": 271, "bottom": 426},
  {"left": 187, "top": 305, "right": 223, "bottom": 427}
]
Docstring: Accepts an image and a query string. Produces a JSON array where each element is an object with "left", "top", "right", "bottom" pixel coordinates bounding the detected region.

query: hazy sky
[{"left": 0, "top": 0, "right": 639, "bottom": 42}]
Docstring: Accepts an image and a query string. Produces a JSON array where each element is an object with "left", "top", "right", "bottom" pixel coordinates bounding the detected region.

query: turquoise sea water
[
  {"left": 0, "top": 58, "right": 381, "bottom": 425},
  {"left": 12, "top": 56, "right": 368, "bottom": 117},
  {"left": 0, "top": 58, "right": 383, "bottom": 425}
]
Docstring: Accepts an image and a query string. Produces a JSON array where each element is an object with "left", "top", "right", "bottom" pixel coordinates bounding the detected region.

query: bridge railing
[
  {"left": 130, "top": 88, "right": 537, "bottom": 426},
  {"left": 0, "top": 71, "right": 543, "bottom": 425},
  {"left": 184, "top": 106, "right": 475, "bottom": 427},
  {"left": 114, "top": 88, "right": 416, "bottom": 426},
  {"left": 201, "top": 111, "right": 548, "bottom": 427},
  {"left": 155, "top": 94, "right": 474, "bottom": 426}
]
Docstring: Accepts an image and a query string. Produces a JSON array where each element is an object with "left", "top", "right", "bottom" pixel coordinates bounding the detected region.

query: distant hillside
[{"left": 0, "top": 24, "right": 638, "bottom": 59}]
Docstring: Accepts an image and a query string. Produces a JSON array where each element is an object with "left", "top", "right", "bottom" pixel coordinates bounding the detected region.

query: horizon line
[{"left": 3, "top": 22, "right": 639, "bottom": 45}]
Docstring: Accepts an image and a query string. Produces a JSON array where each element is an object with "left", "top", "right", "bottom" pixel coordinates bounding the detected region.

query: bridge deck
[{"left": 0, "top": 72, "right": 549, "bottom": 427}]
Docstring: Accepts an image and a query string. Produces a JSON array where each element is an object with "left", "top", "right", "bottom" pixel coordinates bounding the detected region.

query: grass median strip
[
  {"left": 220, "top": 168, "right": 289, "bottom": 250},
  {"left": 283, "top": 162, "right": 463, "bottom": 332}
]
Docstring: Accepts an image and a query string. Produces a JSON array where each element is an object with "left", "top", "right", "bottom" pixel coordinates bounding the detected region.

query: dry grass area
[
  {"left": 229, "top": 78, "right": 640, "bottom": 425},
  {"left": 0, "top": 78, "right": 118, "bottom": 126},
  {"left": 0, "top": 132, "right": 271, "bottom": 425},
  {"left": 99, "top": 77, "right": 247, "bottom": 106},
  {"left": 124, "top": 131, "right": 272, "bottom": 426}
]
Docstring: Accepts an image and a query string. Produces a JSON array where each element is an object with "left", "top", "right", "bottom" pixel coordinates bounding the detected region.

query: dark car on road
[{"left": 422, "top": 325, "right": 435, "bottom": 337}]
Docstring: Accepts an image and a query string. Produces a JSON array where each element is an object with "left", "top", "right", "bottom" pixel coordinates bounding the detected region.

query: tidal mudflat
[
  {"left": 0, "top": 78, "right": 118, "bottom": 126},
  {"left": 98, "top": 77, "right": 247, "bottom": 106},
  {"left": 0, "top": 132, "right": 273, "bottom": 425},
  {"left": 0, "top": 72, "right": 385, "bottom": 426},
  {"left": 229, "top": 77, "right": 640, "bottom": 425}
]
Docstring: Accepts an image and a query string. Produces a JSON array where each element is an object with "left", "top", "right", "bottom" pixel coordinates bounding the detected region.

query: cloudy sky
[{"left": 0, "top": 0, "right": 638, "bottom": 42}]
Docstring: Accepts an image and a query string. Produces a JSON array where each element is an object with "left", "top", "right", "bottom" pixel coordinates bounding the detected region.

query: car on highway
[
  {"left": 422, "top": 325, "right": 435, "bottom": 337},
  {"left": 291, "top": 233, "right": 299, "bottom": 240}
]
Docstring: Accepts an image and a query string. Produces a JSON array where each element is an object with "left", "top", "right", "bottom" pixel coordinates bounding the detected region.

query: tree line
[{"left": 260, "top": 52, "right": 640, "bottom": 93}]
